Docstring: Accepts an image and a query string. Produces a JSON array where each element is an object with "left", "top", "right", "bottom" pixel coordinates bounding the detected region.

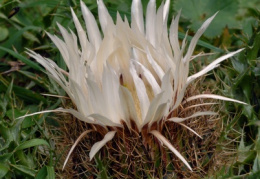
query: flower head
[{"left": 24, "top": 0, "right": 245, "bottom": 171}]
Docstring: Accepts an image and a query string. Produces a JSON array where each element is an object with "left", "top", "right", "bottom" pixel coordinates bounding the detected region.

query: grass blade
[
  {"left": 178, "top": 32, "right": 224, "bottom": 53},
  {"left": 0, "top": 46, "right": 43, "bottom": 71},
  {"left": 15, "top": 139, "right": 50, "bottom": 151}
]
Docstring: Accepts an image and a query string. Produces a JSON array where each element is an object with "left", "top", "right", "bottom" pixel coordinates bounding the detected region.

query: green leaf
[
  {"left": 10, "top": 164, "right": 36, "bottom": 177},
  {"left": 0, "top": 94, "right": 8, "bottom": 117},
  {"left": 45, "top": 117, "right": 59, "bottom": 127},
  {"left": 19, "top": 0, "right": 62, "bottom": 9},
  {"left": 0, "top": 26, "right": 41, "bottom": 56},
  {"left": 23, "top": 31, "right": 40, "bottom": 44},
  {"left": 253, "top": 66, "right": 260, "bottom": 76},
  {"left": 0, "top": 0, "right": 18, "bottom": 9},
  {"left": 174, "top": 0, "right": 240, "bottom": 38},
  {"left": 252, "top": 155, "right": 260, "bottom": 172},
  {"left": 0, "top": 46, "right": 43, "bottom": 71},
  {"left": 0, "top": 153, "right": 12, "bottom": 163},
  {"left": 95, "top": 157, "right": 108, "bottom": 179},
  {"left": 0, "top": 122, "right": 13, "bottom": 143},
  {"left": 12, "top": 85, "right": 48, "bottom": 104},
  {"left": 247, "top": 31, "right": 260, "bottom": 65},
  {"left": 178, "top": 32, "right": 224, "bottom": 52},
  {"left": 240, "top": 17, "right": 257, "bottom": 38},
  {"left": 231, "top": 54, "right": 248, "bottom": 73},
  {"left": 15, "top": 111, "right": 35, "bottom": 129},
  {"left": 0, "top": 117, "right": 26, "bottom": 147},
  {"left": 0, "top": 163, "right": 9, "bottom": 178},
  {"left": 241, "top": 75, "right": 252, "bottom": 103},
  {"left": 0, "top": 76, "right": 48, "bottom": 104},
  {"left": 18, "top": 70, "right": 49, "bottom": 90},
  {"left": 237, "top": 133, "right": 255, "bottom": 163},
  {"left": 22, "top": 117, "right": 35, "bottom": 128},
  {"left": 0, "top": 26, "right": 9, "bottom": 41},
  {"left": 46, "top": 166, "right": 55, "bottom": 179},
  {"left": 242, "top": 105, "right": 258, "bottom": 122},
  {"left": 6, "top": 109, "right": 25, "bottom": 120},
  {"left": 35, "top": 166, "right": 55, "bottom": 179},
  {"left": 239, "top": 0, "right": 260, "bottom": 8},
  {"left": 248, "top": 170, "right": 260, "bottom": 179},
  {"left": 15, "top": 139, "right": 50, "bottom": 151},
  {"left": 35, "top": 166, "right": 47, "bottom": 179},
  {"left": 6, "top": 77, "right": 14, "bottom": 100},
  {"left": 5, "top": 108, "right": 35, "bottom": 128}
]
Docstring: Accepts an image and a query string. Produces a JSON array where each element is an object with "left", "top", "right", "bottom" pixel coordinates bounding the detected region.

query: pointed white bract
[
  {"left": 62, "top": 130, "right": 92, "bottom": 170},
  {"left": 25, "top": 0, "right": 246, "bottom": 170},
  {"left": 89, "top": 131, "right": 117, "bottom": 161},
  {"left": 150, "top": 130, "right": 193, "bottom": 171}
]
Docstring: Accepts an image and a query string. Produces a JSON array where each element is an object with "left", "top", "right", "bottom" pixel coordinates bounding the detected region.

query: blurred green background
[{"left": 0, "top": 0, "right": 259, "bottom": 178}]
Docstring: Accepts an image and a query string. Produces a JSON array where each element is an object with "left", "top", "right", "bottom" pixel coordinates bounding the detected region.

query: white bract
[{"left": 23, "top": 0, "right": 246, "bottom": 171}]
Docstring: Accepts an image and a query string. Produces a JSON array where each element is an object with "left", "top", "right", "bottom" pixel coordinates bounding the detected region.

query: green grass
[{"left": 0, "top": 0, "right": 259, "bottom": 178}]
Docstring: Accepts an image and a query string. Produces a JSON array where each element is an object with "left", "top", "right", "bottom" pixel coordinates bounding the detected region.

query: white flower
[{"left": 22, "top": 0, "right": 245, "bottom": 171}]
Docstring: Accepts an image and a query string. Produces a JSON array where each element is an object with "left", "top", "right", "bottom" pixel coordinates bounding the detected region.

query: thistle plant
[{"left": 21, "top": 0, "right": 246, "bottom": 175}]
